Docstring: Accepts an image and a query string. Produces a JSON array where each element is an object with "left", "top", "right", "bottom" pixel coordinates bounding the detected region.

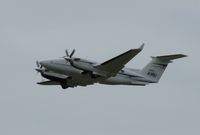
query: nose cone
[{"left": 40, "top": 60, "right": 51, "bottom": 68}]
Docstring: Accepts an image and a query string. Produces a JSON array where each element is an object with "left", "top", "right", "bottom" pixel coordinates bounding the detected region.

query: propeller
[
  {"left": 64, "top": 49, "right": 76, "bottom": 64},
  {"left": 35, "top": 60, "right": 48, "bottom": 82},
  {"left": 35, "top": 60, "right": 43, "bottom": 81},
  {"left": 70, "top": 49, "right": 75, "bottom": 58},
  {"left": 65, "top": 49, "right": 75, "bottom": 58},
  {"left": 35, "top": 60, "right": 44, "bottom": 73},
  {"left": 65, "top": 50, "right": 70, "bottom": 57},
  {"left": 36, "top": 60, "right": 40, "bottom": 68}
]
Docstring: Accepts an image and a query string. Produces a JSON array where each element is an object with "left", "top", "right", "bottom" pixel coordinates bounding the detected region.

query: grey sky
[{"left": 0, "top": 0, "right": 199, "bottom": 135}]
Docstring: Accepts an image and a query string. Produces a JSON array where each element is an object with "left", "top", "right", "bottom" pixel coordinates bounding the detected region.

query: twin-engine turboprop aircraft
[{"left": 35, "top": 44, "right": 187, "bottom": 89}]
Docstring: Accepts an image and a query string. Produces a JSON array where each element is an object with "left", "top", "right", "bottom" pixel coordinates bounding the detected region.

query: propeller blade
[
  {"left": 35, "top": 68, "right": 43, "bottom": 73},
  {"left": 64, "top": 57, "right": 73, "bottom": 64},
  {"left": 65, "top": 49, "right": 69, "bottom": 57},
  {"left": 70, "top": 49, "right": 75, "bottom": 58},
  {"left": 36, "top": 60, "right": 40, "bottom": 68},
  {"left": 64, "top": 57, "right": 71, "bottom": 61}
]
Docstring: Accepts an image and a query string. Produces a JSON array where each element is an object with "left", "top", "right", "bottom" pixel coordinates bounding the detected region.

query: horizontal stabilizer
[{"left": 153, "top": 54, "right": 187, "bottom": 62}]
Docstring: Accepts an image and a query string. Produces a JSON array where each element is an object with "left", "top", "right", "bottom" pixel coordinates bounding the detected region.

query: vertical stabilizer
[{"left": 140, "top": 54, "right": 187, "bottom": 83}]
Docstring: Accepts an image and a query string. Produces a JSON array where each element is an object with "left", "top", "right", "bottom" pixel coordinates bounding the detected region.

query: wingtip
[
  {"left": 175, "top": 54, "right": 188, "bottom": 58},
  {"left": 181, "top": 54, "right": 188, "bottom": 58},
  {"left": 139, "top": 43, "right": 145, "bottom": 50}
]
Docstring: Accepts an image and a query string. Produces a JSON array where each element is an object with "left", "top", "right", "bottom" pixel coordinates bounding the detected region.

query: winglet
[{"left": 139, "top": 43, "right": 145, "bottom": 50}]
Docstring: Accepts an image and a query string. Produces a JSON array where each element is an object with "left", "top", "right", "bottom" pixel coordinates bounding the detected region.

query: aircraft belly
[
  {"left": 99, "top": 75, "right": 132, "bottom": 85},
  {"left": 99, "top": 76, "right": 148, "bottom": 86},
  {"left": 68, "top": 77, "right": 95, "bottom": 86}
]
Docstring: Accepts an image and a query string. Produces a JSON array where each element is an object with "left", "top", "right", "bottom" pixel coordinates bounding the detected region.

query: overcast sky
[{"left": 0, "top": 0, "right": 199, "bottom": 135}]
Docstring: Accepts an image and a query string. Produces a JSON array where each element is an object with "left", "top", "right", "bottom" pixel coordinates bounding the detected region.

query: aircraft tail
[{"left": 140, "top": 54, "right": 187, "bottom": 83}]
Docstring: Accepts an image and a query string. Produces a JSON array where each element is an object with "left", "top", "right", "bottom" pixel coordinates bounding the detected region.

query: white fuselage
[
  {"left": 39, "top": 59, "right": 151, "bottom": 87},
  {"left": 36, "top": 47, "right": 186, "bottom": 89}
]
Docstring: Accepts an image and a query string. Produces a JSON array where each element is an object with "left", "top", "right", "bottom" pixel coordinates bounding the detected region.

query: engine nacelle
[
  {"left": 41, "top": 71, "right": 68, "bottom": 82},
  {"left": 71, "top": 61, "right": 108, "bottom": 78},
  {"left": 72, "top": 61, "right": 95, "bottom": 72}
]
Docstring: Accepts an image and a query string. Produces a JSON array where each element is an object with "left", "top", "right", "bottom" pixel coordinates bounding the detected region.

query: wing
[{"left": 95, "top": 44, "right": 144, "bottom": 77}]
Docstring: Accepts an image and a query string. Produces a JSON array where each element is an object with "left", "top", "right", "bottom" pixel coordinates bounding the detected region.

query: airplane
[{"left": 35, "top": 44, "right": 187, "bottom": 89}]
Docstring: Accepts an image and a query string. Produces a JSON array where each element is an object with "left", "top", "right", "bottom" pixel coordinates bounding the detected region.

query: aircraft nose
[{"left": 40, "top": 60, "right": 51, "bottom": 68}]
